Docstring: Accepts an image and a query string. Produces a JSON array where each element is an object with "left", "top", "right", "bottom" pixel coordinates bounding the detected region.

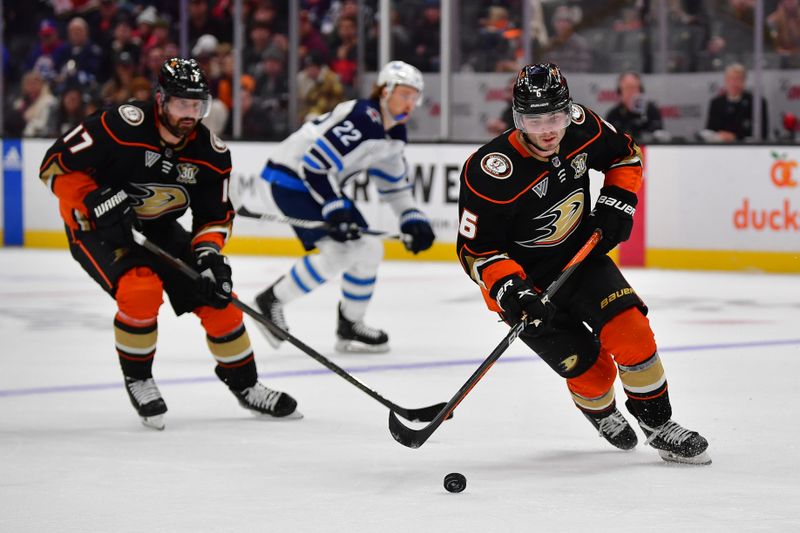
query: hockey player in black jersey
[
  {"left": 39, "top": 58, "right": 300, "bottom": 429},
  {"left": 457, "top": 63, "right": 709, "bottom": 464}
]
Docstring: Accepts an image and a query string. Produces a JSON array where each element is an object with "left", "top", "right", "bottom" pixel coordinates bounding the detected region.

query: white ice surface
[{"left": 1, "top": 248, "right": 799, "bottom": 532}]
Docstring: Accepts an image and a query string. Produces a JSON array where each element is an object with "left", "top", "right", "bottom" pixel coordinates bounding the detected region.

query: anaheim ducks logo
[
  {"left": 559, "top": 354, "right": 579, "bottom": 373},
  {"left": 118, "top": 105, "right": 144, "bottom": 126},
  {"left": 480, "top": 152, "right": 513, "bottom": 179},
  {"left": 211, "top": 133, "right": 228, "bottom": 154},
  {"left": 570, "top": 103, "right": 585, "bottom": 125},
  {"left": 128, "top": 183, "right": 189, "bottom": 219},
  {"left": 515, "top": 189, "right": 584, "bottom": 248}
]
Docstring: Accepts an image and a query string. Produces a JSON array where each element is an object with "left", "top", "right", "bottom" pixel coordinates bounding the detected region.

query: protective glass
[
  {"left": 513, "top": 108, "right": 571, "bottom": 134},
  {"left": 165, "top": 95, "right": 212, "bottom": 120}
]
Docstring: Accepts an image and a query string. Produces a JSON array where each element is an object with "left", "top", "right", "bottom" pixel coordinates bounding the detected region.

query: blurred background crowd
[{"left": 2, "top": 0, "right": 799, "bottom": 142}]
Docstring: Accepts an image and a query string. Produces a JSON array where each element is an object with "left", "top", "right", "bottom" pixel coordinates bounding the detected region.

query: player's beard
[{"left": 168, "top": 116, "right": 197, "bottom": 138}]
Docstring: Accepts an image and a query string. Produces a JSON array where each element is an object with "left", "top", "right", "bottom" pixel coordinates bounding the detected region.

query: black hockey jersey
[
  {"left": 456, "top": 104, "right": 642, "bottom": 311},
  {"left": 39, "top": 100, "right": 234, "bottom": 252}
]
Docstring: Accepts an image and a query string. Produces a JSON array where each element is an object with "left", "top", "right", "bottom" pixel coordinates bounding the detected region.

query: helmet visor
[
  {"left": 164, "top": 95, "right": 212, "bottom": 120},
  {"left": 513, "top": 108, "right": 571, "bottom": 134}
]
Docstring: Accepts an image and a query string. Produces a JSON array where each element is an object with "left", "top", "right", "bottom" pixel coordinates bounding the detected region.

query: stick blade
[
  {"left": 388, "top": 411, "right": 426, "bottom": 448},
  {"left": 397, "top": 401, "right": 451, "bottom": 423}
]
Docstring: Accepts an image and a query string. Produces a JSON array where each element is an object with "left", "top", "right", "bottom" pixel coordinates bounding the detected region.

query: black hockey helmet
[
  {"left": 156, "top": 57, "right": 211, "bottom": 118},
  {"left": 512, "top": 63, "right": 573, "bottom": 133}
]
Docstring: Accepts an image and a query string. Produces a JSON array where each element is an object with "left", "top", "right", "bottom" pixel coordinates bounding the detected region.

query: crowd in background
[{"left": 2, "top": 0, "right": 799, "bottom": 141}]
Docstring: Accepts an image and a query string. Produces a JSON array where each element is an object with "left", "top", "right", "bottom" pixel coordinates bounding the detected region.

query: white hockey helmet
[{"left": 377, "top": 61, "right": 424, "bottom": 104}]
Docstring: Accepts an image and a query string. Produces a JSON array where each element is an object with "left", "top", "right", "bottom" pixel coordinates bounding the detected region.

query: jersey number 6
[{"left": 458, "top": 209, "right": 478, "bottom": 239}]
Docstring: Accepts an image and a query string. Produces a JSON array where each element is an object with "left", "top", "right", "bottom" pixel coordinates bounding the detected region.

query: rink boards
[{"left": 2, "top": 139, "right": 798, "bottom": 272}]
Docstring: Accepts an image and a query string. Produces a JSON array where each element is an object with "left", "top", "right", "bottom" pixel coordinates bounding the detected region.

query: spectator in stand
[
  {"left": 410, "top": 0, "right": 441, "bottom": 72},
  {"left": 329, "top": 15, "right": 358, "bottom": 95},
  {"left": 53, "top": 81, "right": 88, "bottom": 136},
  {"left": 135, "top": 6, "right": 158, "bottom": 46},
  {"left": 768, "top": 0, "right": 800, "bottom": 68},
  {"left": 110, "top": 14, "right": 142, "bottom": 68},
  {"left": 25, "top": 20, "right": 66, "bottom": 83},
  {"left": 300, "top": 9, "right": 330, "bottom": 64},
  {"left": 485, "top": 76, "right": 516, "bottom": 136},
  {"left": 472, "top": 6, "right": 520, "bottom": 72},
  {"left": 53, "top": 17, "right": 104, "bottom": 85},
  {"left": 142, "top": 46, "right": 167, "bottom": 84},
  {"left": 243, "top": 21, "right": 274, "bottom": 76},
  {"left": 297, "top": 51, "right": 344, "bottom": 122},
  {"left": 188, "top": 0, "right": 231, "bottom": 50},
  {"left": 130, "top": 76, "right": 153, "bottom": 102},
  {"left": 700, "top": 63, "right": 768, "bottom": 142},
  {"left": 606, "top": 72, "right": 669, "bottom": 144},
  {"left": 141, "top": 16, "right": 173, "bottom": 60},
  {"left": 93, "top": 0, "right": 121, "bottom": 50},
  {"left": 254, "top": 49, "right": 290, "bottom": 140},
  {"left": 11, "top": 70, "right": 57, "bottom": 138},
  {"left": 543, "top": 5, "right": 593, "bottom": 73},
  {"left": 224, "top": 74, "right": 272, "bottom": 138},
  {"left": 101, "top": 51, "right": 137, "bottom": 106}
]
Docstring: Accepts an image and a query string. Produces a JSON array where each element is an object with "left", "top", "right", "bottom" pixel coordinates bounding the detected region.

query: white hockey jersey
[{"left": 264, "top": 98, "right": 417, "bottom": 216}]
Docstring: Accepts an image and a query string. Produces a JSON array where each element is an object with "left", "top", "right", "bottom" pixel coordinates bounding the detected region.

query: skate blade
[
  {"left": 334, "top": 339, "right": 390, "bottom": 354},
  {"left": 658, "top": 449, "right": 712, "bottom": 465},
  {"left": 141, "top": 414, "right": 165, "bottom": 430},
  {"left": 249, "top": 409, "right": 304, "bottom": 420}
]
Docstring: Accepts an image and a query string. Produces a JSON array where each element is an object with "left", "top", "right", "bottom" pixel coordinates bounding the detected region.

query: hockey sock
[
  {"left": 273, "top": 254, "right": 329, "bottom": 303},
  {"left": 618, "top": 351, "right": 672, "bottom": 427},
  {"left": 114, "top": 313, "right": 157, "bottom": 380},
  {"left": 207, "top": 323, "right": 257, "bottom": 391},
  {"left": 339, "top": 271, "right": 377, "bottom": 322}
]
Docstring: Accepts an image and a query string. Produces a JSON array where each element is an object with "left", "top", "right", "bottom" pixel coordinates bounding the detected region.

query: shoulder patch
[
  {"left": 118, "top": 105, "right": 144, "bottom": 126},
  {"left": 480, "top": 152, "right": 513, "bottom": 179},
  {"left": 210, "top": 133, "right": 228, "bottom": 153},
  {"left": 570, "top": 104, "right": 585, "bottom": 125}
]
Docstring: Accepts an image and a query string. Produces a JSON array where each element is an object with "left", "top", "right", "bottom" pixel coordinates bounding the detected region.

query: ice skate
[
  {"left": 335, "top": 305, "right": 389, "bottom": 353},
  {"left": 253, "top": 285, "right": 287, "bottom": 349},
  {"left": 124, "top": 377, "right": 167, "bottom": 430},
  {"left": 638, "top": 419, "right": 711, "bottom": 465},
  {"left": 231, "top": 382, "right": 302, "bottom": 419},
  {"left": 583, "top": 408, "right": 638, "bottom": 450}
]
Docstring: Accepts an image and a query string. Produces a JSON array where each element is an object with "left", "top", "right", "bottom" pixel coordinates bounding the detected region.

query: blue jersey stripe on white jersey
[
  {"left": 367, "top": 168, "right": 405, "bottom": 183},
  {"left": 315, "top": 138, "right": 344, "bottom": 171},
  {"left": 342, "top": 272, "right": 376, "bottom": 286}
]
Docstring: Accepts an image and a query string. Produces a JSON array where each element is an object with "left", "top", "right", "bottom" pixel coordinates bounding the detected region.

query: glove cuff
[
  {"left": 399, "top": 208, "right": 428, "bottom": 226},
  {"left": 597, "top": 186, "right": 637, "bottom": 216},
  {"left": 321, "top": 197, "right": 353, "bottom": 219},
  {"left": 489, "top": 274, "right": 525, "bottom": 300}
]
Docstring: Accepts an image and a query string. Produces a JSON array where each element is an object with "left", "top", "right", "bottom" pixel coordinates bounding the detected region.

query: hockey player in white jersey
[{"left": 252, "top": 61, "right": 435, "bottom": 353}]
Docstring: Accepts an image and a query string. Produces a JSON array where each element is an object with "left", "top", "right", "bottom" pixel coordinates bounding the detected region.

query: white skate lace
[
  {"left": 127, "top": 378, "right": 162, "bottom": 406},
  {"left": 597, "top": 410, "right": 629, "bottom": 438},
  {"left": 645, "top": 420, "right": 694, "bottom": 446},
  {"left": 245, "top": 383, "right": 282, "bottom": 412},
  {"left": 352, "top": 322, "right": 384, "bottom": 341}
]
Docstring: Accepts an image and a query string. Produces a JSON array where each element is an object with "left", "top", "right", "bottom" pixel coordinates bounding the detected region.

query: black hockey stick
[
  {"left": 236, "top": 206, "right": 405, "bottom": 240},
  {"left": 388, "top": 229, "right": 604, "bottom": 448},
  {"left": 131, "top": 230, "right": 446, "bottom": 423}
]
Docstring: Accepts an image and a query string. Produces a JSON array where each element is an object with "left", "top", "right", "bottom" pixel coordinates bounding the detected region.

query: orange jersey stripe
[
  {"left": 101, "top": 112, "right": 161, "bottom": 150},
  {"left": 604, "top": 165, "right": 643, "bottom": 193},
  {"left": 178, "top": 156, "right": 232, "bottom": 175}
]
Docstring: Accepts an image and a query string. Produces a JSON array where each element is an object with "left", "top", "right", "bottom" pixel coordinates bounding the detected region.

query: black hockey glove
[
  {"left": 322, "top": 198, "right": 361, "bottom": 242},
  {"left": 399, "top": 209, "right": 435, "bottom": 254},
  {"left": 491, "top": 275, "right": 555, "bottom": 330},
  {"left": 195, "top": 252, "right": 233, "bottom": 309},
  {"left": 589, "top": 185, "right": 638, "bottom": 256},
  {"left": 83, "top": 186, "right": 139, "bottom": 246}
]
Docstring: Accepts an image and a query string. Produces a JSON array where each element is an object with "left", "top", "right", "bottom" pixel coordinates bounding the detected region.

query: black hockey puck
[{"left": 443, "top": 472, "right": 466, "bottom": 493}]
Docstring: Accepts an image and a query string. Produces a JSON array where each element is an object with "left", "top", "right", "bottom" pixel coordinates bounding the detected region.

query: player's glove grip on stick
[
  {"left": 491, "top": 275, "right": 554, "bottom": 330},
  {"left": 399, "top": 209, "right": 435, "bottom": 254},
  {"left": 322, "top": 198, "right": 361, "bottom": 242},
  {"left": 83, "top": 186, "right": 139, "bottom": 246},
  {"left": 589, "top": 185, "right": 637, "bottom": 256},
  {"left": 195, "top": 252, "right": 233, "bottom": 309}
]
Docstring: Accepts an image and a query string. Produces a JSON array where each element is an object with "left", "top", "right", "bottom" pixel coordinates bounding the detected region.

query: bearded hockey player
[
  {"left": 250, "top": 60, "right": 435, "bottom": 353},
  {"left": 39, "top": 58, "right": 300, "bottom": 429},
  {"left": 456, "top": 63, "right": 709, "bottom": 464}
]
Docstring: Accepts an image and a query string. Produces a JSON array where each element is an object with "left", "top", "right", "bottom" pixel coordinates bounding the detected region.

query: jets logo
[
  {"left": 118, "top": 105, "right": 144, "bottom": 126},
  {"left": 571, "top": 152, "right": 588, "bottom": 179},
  {"left": 480, "top": 152, "right": 513, "bottom": 179},
  {"left": 176, "top": 163, "right": 199, "bottom": 184},
  {"left": 128, "top": 183, "right": 189, "bottom": 219},
  {"left": 515, "top": 189, "right": 584, "bottom": 248}
]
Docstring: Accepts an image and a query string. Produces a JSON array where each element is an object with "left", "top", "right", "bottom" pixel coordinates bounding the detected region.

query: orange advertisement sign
[{"left": 734, "top": 152, "right": 799, "bottom": 232}]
